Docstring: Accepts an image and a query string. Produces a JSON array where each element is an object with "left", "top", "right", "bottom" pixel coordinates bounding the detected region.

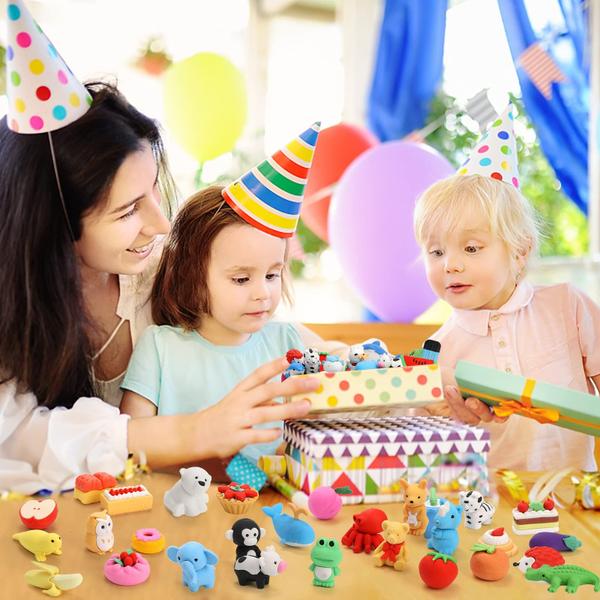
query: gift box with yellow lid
[
  {"left": 289, "top": 364, "right": 443, "bottom": 413},
  {"left": 455, "top": 360, "right": 600, "bottom": 437}
]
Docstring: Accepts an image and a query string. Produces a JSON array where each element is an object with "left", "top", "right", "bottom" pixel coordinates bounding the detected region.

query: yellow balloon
[
  {"left": 164, "top": 52, "right": 247, "bottom": 162},
  {"left": 414, "top": 299, "right": 452, "bottom": 325}
]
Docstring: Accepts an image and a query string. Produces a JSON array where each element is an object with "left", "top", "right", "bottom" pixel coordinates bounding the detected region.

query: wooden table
[{"left": 2, "top": 472, "right": 599, "bottom": 599}]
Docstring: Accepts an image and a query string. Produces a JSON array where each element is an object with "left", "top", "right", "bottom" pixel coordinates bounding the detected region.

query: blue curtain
[
  {"left": 367, "top": 0, "right": 448, "bottom": 141},
  {"left": 498, "top": 0, "right": 589, "bottom": 213}
]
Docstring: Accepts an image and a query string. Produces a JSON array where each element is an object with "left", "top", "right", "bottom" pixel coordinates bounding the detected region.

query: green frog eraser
[{"left": 310, "top": 537, "right": 342, "bottom": 588}]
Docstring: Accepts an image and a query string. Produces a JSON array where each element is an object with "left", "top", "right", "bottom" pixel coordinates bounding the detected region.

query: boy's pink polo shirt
[{"left": 431, "top": 279, "right": 600, "bottom": 471}]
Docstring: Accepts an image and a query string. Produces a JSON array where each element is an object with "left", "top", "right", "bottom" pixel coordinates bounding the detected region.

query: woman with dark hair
[{"left": 0, "top": 4, "right": 318, "bottom": 493}]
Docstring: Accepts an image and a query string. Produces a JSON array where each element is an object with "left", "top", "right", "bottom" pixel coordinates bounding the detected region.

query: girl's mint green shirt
[{"left": 121, "top": 321, "right": 303, "bottom": 462}]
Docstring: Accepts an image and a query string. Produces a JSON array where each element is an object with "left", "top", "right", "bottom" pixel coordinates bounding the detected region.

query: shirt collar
[{"left": 451, "top": 279, "right": 534, "bottom": 336}]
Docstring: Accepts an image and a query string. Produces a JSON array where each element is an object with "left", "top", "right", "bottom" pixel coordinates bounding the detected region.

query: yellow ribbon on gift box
[
  {"left": 461, "top": 378, "right": 600, "bottom": 430},
  {"left": 573, "top": 472, "right": 600, "bottom": 509},
  {"left": 496, "top": 469, "right": 530, "bottom": 501}
]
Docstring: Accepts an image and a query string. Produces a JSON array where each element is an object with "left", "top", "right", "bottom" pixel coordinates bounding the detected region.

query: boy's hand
[{"left": 444, "top": 385, "right": 508, "bottom": 425}]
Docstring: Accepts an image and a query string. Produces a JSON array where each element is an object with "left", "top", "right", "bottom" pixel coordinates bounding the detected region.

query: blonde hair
[{"left": 413, "top": 175, "right": 540, "bottom": 266}]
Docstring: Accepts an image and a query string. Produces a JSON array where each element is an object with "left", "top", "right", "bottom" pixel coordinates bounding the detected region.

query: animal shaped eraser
[
  {"left": 234, "top": 545, "right": 286, "bottom": 588},
  {"left": 13, "top": 530, "right": 62, "bottom": 561},
  {"left": 373, "top": 520, "right": 410, "bottom": 571},
  {"left": 85, "top": 510, "right": 114, "bottom": 555},
  {"left": 167, "top": 542, "right": 218, "bottom": 592},
  {"left": 164, "top": 466, "right": 211, "bottom": 517},
  {"left": 262, "top": 502, "right": 315, "bottom": 547},
  {"left": 342, "top": 507, "right": 387, "bottom": 554},
  {"left": 310, "top": 538, "right": 342, "bottom": 588}
]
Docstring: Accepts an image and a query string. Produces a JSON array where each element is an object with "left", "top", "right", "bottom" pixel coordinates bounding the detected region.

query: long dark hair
[{"left": 0, "top": 81, "right": 175, "bottom": 409}]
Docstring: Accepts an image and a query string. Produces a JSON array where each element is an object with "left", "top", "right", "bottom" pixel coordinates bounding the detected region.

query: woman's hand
[
  {"left": 193, "top": 357, "right": 318, "bottom": 459},
  {"left": 444, "top": 385, "right": 508, "bottom": 425}
]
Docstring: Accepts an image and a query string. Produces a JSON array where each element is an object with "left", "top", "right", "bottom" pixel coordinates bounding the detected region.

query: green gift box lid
[{"left": 455, "top": 360, "right": 600, "bottom": 437}]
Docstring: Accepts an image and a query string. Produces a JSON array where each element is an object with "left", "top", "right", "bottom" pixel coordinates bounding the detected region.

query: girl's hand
[
  {"left": 444, "top": 385, "right": 508, "bottom": 425},
  {"left": 197, "top": 357, "right": 318, "bottom": 459}
]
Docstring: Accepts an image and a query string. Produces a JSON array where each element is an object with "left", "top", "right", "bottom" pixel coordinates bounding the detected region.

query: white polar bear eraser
[{"left": 164, "top": 466, "right": 212, "bottom": 517}]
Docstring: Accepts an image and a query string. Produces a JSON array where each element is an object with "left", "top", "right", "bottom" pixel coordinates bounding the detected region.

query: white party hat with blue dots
[
  {"left": 5, "top": 0, "right": 91, "bottom": 134},
  {"left": 458, "top": 105, "right": 520, "bottom": 189}
]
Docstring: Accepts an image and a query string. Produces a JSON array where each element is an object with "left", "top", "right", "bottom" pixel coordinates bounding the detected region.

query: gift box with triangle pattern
[{"left": 283, "top": 415, "right": 490, "bottom": 505}]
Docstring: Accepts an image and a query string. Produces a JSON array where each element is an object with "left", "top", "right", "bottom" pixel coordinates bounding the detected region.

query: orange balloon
[{"left": 302, "top": 123, "right": 378, "bottom": 243}]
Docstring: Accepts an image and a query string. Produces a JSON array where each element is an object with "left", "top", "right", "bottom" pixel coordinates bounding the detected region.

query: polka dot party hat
[
  {"left": 222, "top": 122, "right": 321, "bottom": 238},
  {"left": 458, "top": 105, "right": 520, "bottom": 188},
  {"left": 5, "top": 0, "right": 92, "bottom": 134}
]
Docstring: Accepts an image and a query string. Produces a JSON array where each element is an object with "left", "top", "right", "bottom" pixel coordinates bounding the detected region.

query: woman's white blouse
[{"left": 0, "top": 242, "right": 162, "bottom": 494}]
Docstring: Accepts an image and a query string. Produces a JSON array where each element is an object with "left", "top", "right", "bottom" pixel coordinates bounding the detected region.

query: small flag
[
  {"left": 402, "top": 130, "right": 424, "bottom": 143},
  {"left": 518, "top": 42, "right": 568, "bottom": 100},
  {"left": 465, "top": 89, "right": 497, "bottom": 130},
  {"left": 401, "top": 115, "right": 446, "bottom": 144}
]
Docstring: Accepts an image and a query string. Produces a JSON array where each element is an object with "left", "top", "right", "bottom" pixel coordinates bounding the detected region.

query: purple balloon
[{"left": 328, "top": 141, "right": 454, "bottom": 322}]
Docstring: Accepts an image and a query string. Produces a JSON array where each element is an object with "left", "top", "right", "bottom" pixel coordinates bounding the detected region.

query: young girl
[
  {"left": 413, "top": 109, "right": 600, "bottom": 472},
  {"left": 120, "top": 183, "right": 336, "bottom": 463}
]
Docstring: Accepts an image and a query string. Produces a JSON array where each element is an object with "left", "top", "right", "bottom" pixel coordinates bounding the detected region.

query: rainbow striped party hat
[
  {"left": 222, "top": 122, "right": 321, "bottom": 238},
  {"left": 5, "top": 0, "right": 92, "bottom": 134},
  {"left": 458, "top": 105, "right": 519, "bottom": 189}
]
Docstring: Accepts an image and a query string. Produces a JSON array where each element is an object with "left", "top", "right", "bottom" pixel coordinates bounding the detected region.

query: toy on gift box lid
[
  {"left": 284, "top": 339, "right": 443, "bottom": 413},
  {"left": 455, "top": 360, "right": 600, "bottom": 436},
  {"left": 284, "top": 415, "right": 490, "bottom": 505}
]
